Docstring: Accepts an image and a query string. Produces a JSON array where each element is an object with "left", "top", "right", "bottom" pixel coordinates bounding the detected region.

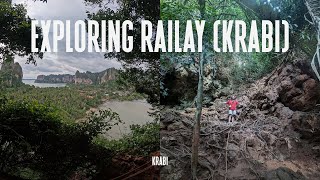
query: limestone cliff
[
  {"left": 75, "top": 68, "right": 118, "bottom": 85},
  {"left": 35, "top": 68, "right": 118, "bottom": 85},
  {"left": 35, "top": 74, "right": 74, "bottom": 83},
  {"left": 161, "top": 57, "right": 232, "bottom": 106},
  {"left": 0, "top": 56, "right": 23, "bottom": 86},
  {"left": 100, "top": 68, "right": 118, "bottom": 84}
]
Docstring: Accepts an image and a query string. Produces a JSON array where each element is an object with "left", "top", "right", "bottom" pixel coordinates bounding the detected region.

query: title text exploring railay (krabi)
[{"left": 31, "top": 20, "right": 289, "bottom": 53}]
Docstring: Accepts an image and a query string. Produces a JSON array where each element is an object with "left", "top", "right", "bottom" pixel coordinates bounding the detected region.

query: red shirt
[{"left": 227, "top": 100, "right": 238, "bottom": 110}]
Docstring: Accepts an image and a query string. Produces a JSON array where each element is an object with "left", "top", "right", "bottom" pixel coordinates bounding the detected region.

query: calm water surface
[
  {"left": 23, "top": 79, "right": 67, "bottom": 88},
  {"left": 100, "top": 100, "right": 154, "bottom": 139}
]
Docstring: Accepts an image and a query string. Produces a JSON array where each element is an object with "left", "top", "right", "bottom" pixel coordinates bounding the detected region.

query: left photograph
[{"left": 0, "top": 0, "right": 160, "bottom": 179}]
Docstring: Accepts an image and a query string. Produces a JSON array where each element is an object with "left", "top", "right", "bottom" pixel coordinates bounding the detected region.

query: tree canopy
[
  {"left": 85, "top": 0, "right": 160, "bottom": 104},
  {"left": 0, "top": 1, "right": 43, "bottom": 64}
]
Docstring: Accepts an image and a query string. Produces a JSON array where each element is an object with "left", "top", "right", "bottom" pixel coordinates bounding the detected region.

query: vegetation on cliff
[{"left": 0, "top": 56, "right": 23, "bottom": 88}]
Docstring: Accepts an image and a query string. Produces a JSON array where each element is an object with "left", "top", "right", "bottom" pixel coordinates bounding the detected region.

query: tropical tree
[
  {"left": 161, "top": 0, "right": 246, "bottom": 178},
  {"left": 85, "top": 0, "right": 160, "bottom": 104},
  {"left": 0, "top": 0, "right": 43, "bottom": 64}
]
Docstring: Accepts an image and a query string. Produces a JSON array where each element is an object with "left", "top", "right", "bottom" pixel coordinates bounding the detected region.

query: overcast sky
[{"left": 12, "top": 0, "right": 121, "bottom": 79}]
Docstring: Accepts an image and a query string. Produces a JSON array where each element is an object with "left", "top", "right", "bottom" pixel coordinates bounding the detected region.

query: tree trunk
[
  {"left": 191, "top": 52, "right": 205, "bottom": 179},
  {"left": 191, "top": 0, "right": 206, "bottom": 179}
]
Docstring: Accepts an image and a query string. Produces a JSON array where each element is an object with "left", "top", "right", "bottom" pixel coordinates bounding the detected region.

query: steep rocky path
[{"left": 160, "top": 57, "right": 320, "bottom": 180}]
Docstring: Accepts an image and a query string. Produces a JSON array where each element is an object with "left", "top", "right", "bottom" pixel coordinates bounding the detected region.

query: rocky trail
[{"left": 160, "top": 56, "right": 320, "bottom": 179}]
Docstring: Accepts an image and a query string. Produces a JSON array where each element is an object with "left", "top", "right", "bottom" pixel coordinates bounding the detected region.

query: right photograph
[{"left": 160, "top": 0, "right": 320, "bottom": 180}]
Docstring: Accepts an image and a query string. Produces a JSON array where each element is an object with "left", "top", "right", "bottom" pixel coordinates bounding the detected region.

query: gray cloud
[{"left": 12, "top": 0, "right": 121, "bottom": 79}]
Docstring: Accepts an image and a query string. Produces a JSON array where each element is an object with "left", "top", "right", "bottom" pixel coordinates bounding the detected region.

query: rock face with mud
[
  {"left": 160, "top": 56, "right": 320, "bottom": 179},
  {"left": 252, "top": 57, "right": 320, "bottom": 139},
  {"left": 267, "top": 63, "right": 320, "bottom": 111},
  {"left": 161, "top": 60, "right": 230, "bottom": 106}
]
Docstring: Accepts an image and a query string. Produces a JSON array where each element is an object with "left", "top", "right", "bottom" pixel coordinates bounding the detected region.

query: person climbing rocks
[{"left": 226, "top": 95, "right": 239, "bottom": 123}]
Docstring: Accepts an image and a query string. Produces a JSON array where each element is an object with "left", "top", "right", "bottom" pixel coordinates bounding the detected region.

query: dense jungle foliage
[
  {"left": 0, "top": 96, "right": 159, "bottom": 179},
  {"left": 160, "top": 0, "right": 319, "bottom": 106}
]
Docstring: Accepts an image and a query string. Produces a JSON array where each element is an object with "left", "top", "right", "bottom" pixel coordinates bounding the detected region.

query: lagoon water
[
  {"left": 100, "top": 100, "right": 154, "bottom": 140},
  {"left": 23, "top": 79, "right": 67, "bottom": 88}
]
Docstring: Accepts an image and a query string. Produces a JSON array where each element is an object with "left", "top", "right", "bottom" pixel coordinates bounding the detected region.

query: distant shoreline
[
  {"left": 23, "top": 80, "right": 66, "bottom": 83},
  {"left": 22, "top": 79, "right": 67, "bottom": 88},
  {"left": 23, "top": 79, "right": 68, "bottom": 84}
]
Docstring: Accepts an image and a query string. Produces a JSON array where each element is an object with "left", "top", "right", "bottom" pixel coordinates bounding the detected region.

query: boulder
[
  {"left": 238, "top": 95, "right": 250, "bottom": 108},
  {"left": 185, "top": 108, "right": 196, "bottom": 114},
  {"left": 274, "top": 103, "right": 293, "bottom": 120},
  {"left": 161, "top": 136, "right": 178, "bottom": 147},
  {"left": 161, "top": 110, "right": 182, "bottom": 124},
  {"left": 264, "top": 167, "right": 306, "bottom": 180},
  {"left": 291, "top": 111, "right": 320, "bottom": 139},
  {"left": 275, "top": 65, "right": 320, "bottom": 111},
  {"left": 160, "top": 160, "right": 184, "bottom": 180},
  {"left": 227, "top": 143, "right": 240, "bottom": 159},
  {"left": 167, "top": 121, "right": 185, "bottom": 131}
]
